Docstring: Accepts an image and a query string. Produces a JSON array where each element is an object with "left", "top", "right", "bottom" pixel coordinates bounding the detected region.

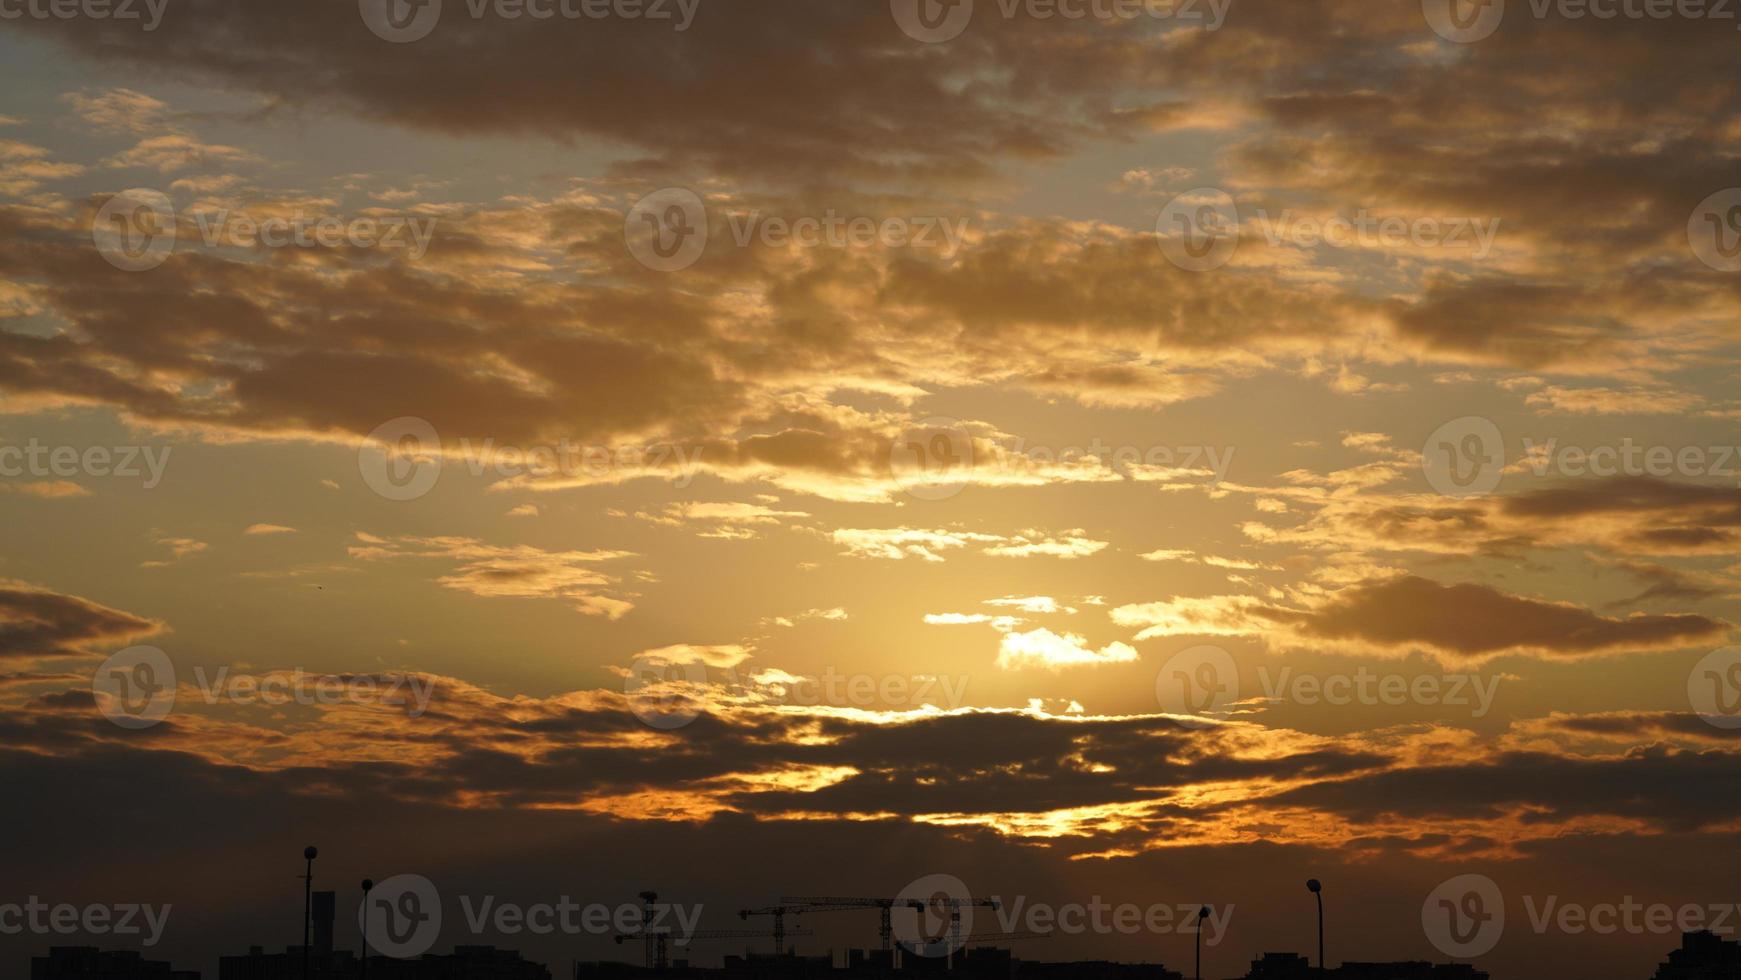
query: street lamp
[
  {"left": 1195, "top": 906, "right": 1210, "bottom": 980},
  {"left": 1305, "top": 879, "right": 1323, "bottom": 973},
  {"left": 302, "top": 846, "right": 318, "bottom": 980},
  {"left": 361, "top": 879, "right": 374, "bottom": 980}
]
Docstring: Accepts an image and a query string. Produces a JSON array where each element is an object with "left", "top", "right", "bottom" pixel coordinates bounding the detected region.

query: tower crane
[
  {"left": 959, "top": 930, "right": 1052, "bottom": 945},
  {"left": 634, "top": 891, "right": 662, "bottom": 970},
  {"left": 902, "top": 896, "right": 1001, "bottom": 969},
  {"left": 777, "top": 898, "right": 903, "bottom": 952},
  {"left": 778, "top": 895, "right": 1001, "bottom": 968},
  {"left": 614, "top": 926, "right": 815, "bottom": 967},
  {"left": 738, "top": 905, "right": 803, "bottom": 955}
]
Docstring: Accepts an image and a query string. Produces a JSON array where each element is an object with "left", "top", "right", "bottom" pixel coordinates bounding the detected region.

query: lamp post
[
  {"left": 302, "top": 846, "right": 318, "bottom": 980},
  {"left": 1306, "top": 879, "right": 1323, "bottom": 973},
  {"left": 360, "top": 879, "right": 374, "bottom": 980},
  {"left": 1195, "top": 906, "right": 1209, "bottom": 980}
]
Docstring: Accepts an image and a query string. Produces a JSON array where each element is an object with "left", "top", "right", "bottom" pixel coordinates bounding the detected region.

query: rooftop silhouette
[
  {"left": 1649, "top": 930, "right": 1741, "bottom": 980},
  {"left": 217, "top": 943, "right": 549, "bottom": 979},
  {"left": 32, "top": 946, "right": 200, "bottom": 980}
]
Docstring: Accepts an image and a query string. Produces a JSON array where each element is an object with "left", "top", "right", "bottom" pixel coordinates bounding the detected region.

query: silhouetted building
[
  {"left": 576, "top": 950, "right": 1177, "bottom": 980},
  {"left": 722, "top": 952, "right": 839, "bottom": 980},
  {"left": 218, "top": 944, "right": 357, "bottom": 979},
  {"left": 399, "top": 946, "right": 551, "bottom": 979},
  {"left": 1236, "top": 954, "right": 1486, "bottom": 980},
  {"left": 841, "top": 951, "right": 896, "bottom": 973},
  {"left": 898, "top": 947, "right": 1012, "bottom": 977},
  {"left": 1015, "top": 958, "right": 1180, "bottom": 980},
  {"left": 219, "top": 945, "right": 547, "bottom": 980},
  {"left": 312, "top": 893, "right": 336, "bottom": 958},
  {"left": 1653, "top": 931, "right": 1741, "bottom": 979},
  {"left": 32, "top": 946, "right": 199, "bottom": 980},
  {"left": 1241, "top": 953, "right": 1310, "bottom": 979},
  {"left": 1333, "top": 963, "right": 1487, "bottom": 980}
]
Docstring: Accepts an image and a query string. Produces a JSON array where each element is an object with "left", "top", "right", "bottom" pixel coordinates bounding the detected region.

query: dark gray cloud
[
  {"left": 1262, "top": 575, "right": 1729, "bottom": 659},
  {"left": 0, "top": 582, "right": 160, "bottom": 661}
]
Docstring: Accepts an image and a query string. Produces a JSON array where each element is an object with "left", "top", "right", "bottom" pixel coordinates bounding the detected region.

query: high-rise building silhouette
[
  {"left": 1236, "top": 952, "right": 1488, "bottom": 980},
  {"left": 311, "top": 893, "right": 336, "bottom": 960},
  {"left": 31, "top": 946, "right": 200, "bottom": 980},
  {"left": 1651, "top": 930, "right": 1741, "bottom": 979},
  {"left": 574, "top": 949, "right": 1181, "bottom": 980},
  {"left": 219, "top": 944, "right": 548, "bottom": 980}
]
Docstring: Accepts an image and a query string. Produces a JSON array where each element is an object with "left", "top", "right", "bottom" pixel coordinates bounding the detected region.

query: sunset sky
[{"left": 3, "top": 2, "right": 1741, "bottom": 978}]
